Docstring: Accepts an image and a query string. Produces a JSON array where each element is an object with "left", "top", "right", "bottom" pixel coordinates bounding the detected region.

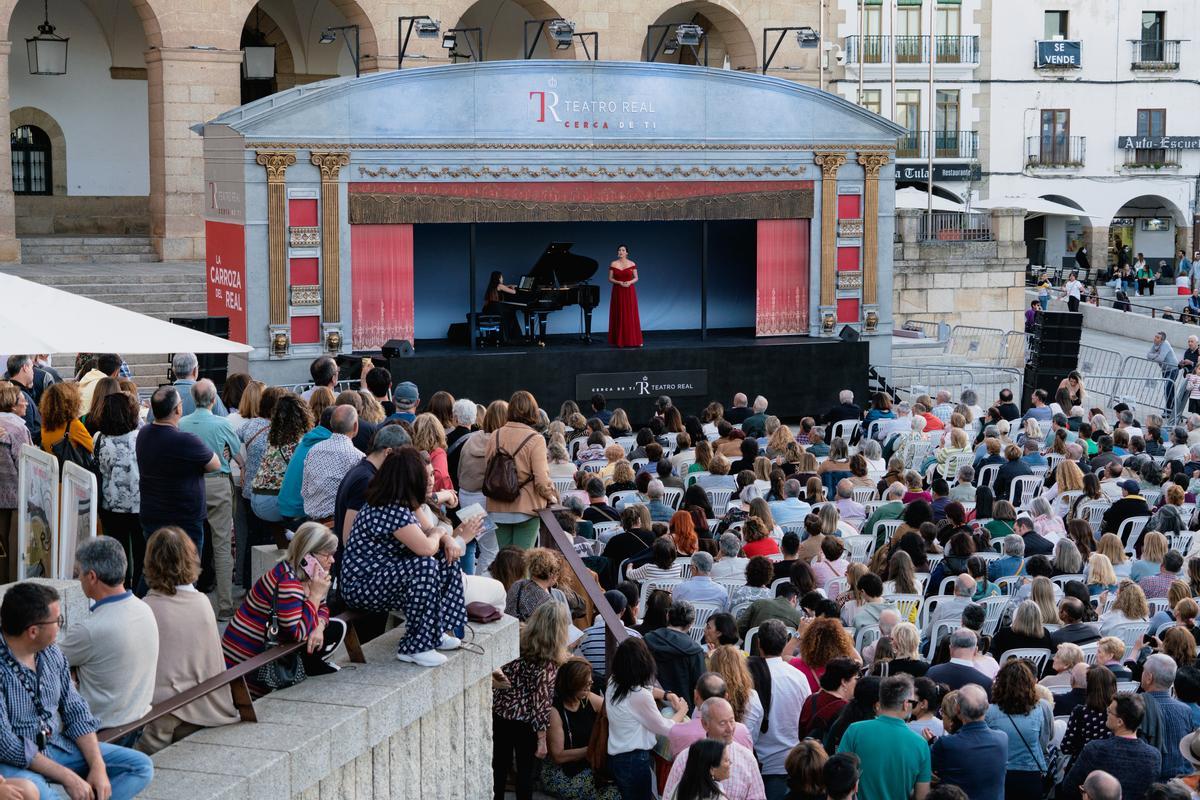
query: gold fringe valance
[{"left": 348, "top": 190, "right": 814, "bottom": 225}]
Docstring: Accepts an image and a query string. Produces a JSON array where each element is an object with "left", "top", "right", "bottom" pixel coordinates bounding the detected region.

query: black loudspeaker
[
  {"left": 446, "top": 323, "right": 469, "bottom": 346},
  {"left": 1024, "top": 308, "right": 1084, "bottom": 410},
  {"left": 382, "top": 339, "right": 414, "bottom": 359},
  {"left": 169, "top": 316, "right": 229, "bottom": 390},
  {"left": 838, "top": 326, "right": 861, "bottom": 343}
]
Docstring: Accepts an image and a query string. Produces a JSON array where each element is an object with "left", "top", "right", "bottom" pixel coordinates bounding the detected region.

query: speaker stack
[
  {"left": 1022, "top": 309, "right": 1082, "bottom": 411},
  {"left": 169, "top": 316, "right": 229, "bottom": 390}
]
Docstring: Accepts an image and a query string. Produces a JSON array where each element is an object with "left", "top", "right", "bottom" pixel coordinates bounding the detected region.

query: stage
[{"left": 385, "top": 329, "right": 869, "bottom": 424}]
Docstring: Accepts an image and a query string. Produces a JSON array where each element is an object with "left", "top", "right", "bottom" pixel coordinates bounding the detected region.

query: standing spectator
[
  {"left": 0, "top": 582, "right": 153, "bottom": 798},
  {"left": 1061, "top": 665, "right": 1117, "bottom": 759},
  {"left": 300, "top": 356, "right": 338, "bottom": 403},
  {"left": 276, "top": 405, "right": 333, "bottom": 522},
  {"left": 645, "top": 600, "right": 707, "bottom": 712},
  {"left": 1137, "top": 653, "right": 1194, "bottom": 778},
  {"left": 92, "top": 391, "right": 142, "bottom": 587},
  {"left": 178, "top": 379, "right": 241, "bottom": 618},
  {"left": 387, "top": 380, "right": 420, "bottom": 423},
  {"left": 138, "top": 527, "right": 238, "bottom": 754},
  {"left": 930, "top": 683, "right": 1007, "bottom": 800},
  {"left": 664, "top": 697, "right": 766, "bottom": 800},
  {"left": 340, "top": 449, "right": 479, "bottom": 666},
  {"left": 984, "top": 660, "right": 1053, "bottom": 798},
  {"left": 605, "top": 637, "right": 688, "bottom": 800},
  {"left": 797, "top": 657, "right": 859, "bottom": 741},
  {"left": 459, "top": 400, "right": 508, "bottom": 574},
  {"left": 485, "top": 391, "right": 558, "bottom": 549},
  {"left": 752, "top": 620, "right": 813, "bottom": 800},
  {"left": 136, "top": 385, "right": 219, "bottom": 553},
  {"left": 540, "top": 657, "right": 620, "bottom": 800},
  {"left": 364, "top": 366, "right": 396, "bottom": 417},
  {"left": 222, "top": 523, "right": 337, "bottom": 695},
  {"left": 412, "top": 412, "right": 454, "bottom": 493},
  {"left": 1061, "top": 693, "right": 1161, "bottom": 800},
  {"left": 667, "top": 674, "right": 756, "bottom": 758},
  {"left": 249, "top": 393, "right": 313, "bottom": 528},
  {"left": 38, "top": 381, "right": 90, "bottom": 460},
  {"left": 57, "top": 538, "right": 157, "bottom": 738},
  {"left": 446, "top": 398, "right": 476, "bottom": 489},
  {"left": 163, "top": 353, "right": 227, "bottom": 418},
  {"left": 0, "top": 383, "right": 28, "bottom": 581},
  {"left": 836, "top": 673, "right": 932, "bottom": 800},
  {"left": 577, "top": 590, "right": 641, "bottom": 685},
  {"left": 492, "top": 601, "right": 569, "bottom": 800},
  {"left": 302, "top": 405, "right": 364, "bottom": 523},
  {"left": 4, "top": 356, "right": 41, "bottom": 444}
]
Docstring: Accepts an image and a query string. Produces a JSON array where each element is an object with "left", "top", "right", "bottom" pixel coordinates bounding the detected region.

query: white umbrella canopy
[
  {"left": 894, "top": 187, "right": 966, "bottom": 212},
  {"left": 971, "top": 195, "right": 1088, "bottom": 218},
  {"left": 0, "top": 272, "right": 252, "bottom": 355}
]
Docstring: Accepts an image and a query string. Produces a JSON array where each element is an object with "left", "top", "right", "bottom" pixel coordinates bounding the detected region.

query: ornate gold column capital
[
  {"left": 256, "top": 150, "right": 297, "bottom": 182},
  {"left": 310, "top": 151, "right": 350, "bottom": 180},
  {"left": 813, "top": 151, "right": 848, "bottom": 178},
  {"left": 857, "top": 152, "right": 890, "bottom": 178}
]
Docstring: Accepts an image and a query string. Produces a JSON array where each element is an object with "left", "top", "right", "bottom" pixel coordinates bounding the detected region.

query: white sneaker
[
  {"left": 437, "top": 633, "right": 462, "bottom": 651},
  {"left": 396, "top": 650, "right": 448, "bottom": 667}
]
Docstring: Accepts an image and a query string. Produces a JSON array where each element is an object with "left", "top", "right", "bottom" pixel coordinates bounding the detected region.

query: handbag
[
  {"left": 255, "top": 572, "right": 307, "bottom": 690},
  {"left": 466, "top": 601, "right": 501, "bottom": 623},
  {"left": 586, "top": 700, "right": 609, "bottom": 777}
]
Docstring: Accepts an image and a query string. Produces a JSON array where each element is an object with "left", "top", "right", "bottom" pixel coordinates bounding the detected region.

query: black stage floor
[{"left": 383, "top": 329, "right": 868, "bottom": 423}]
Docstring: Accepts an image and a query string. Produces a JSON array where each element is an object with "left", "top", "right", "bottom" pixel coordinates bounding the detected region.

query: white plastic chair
[
  {"left": 831, "top": 419, "right": 861, "bottom": 443},
  {"left": 1050, "top": 574, "right": 1086, "bottom": 591},
  {"left": 826, "top": 577, "right": 849, "bottom": 599},
  {"left": 1010, "top": 475, "right": 1043, "bottom": 509},
  {"left": 610, "top": 490, "right": 640, "bottom": 510},
  {"left": 1079, "top": 501, "right": 1110, "bottom": 535},
  {"left": 1110, "top": 621, "right": 1150, "bottom": 659},
  {"left": 593, "top": 521, "right": 622, "bottom": 543},
  {"left": 662, "top": 488, "right": 683, "bottom": 509},
  {"left": 855, "top": 624, "right": 882, "bottom": 653},
  {"left": 1141, "top": 488, "right": 1163, "bottom": 508},
  {"left": 672, "top": 557, "right": 694, "bottom": 578},
  {"left": 843, "top": 534, "right": 876, "bottom": 563},
  {"left": 630, "top": 458, "right": 649, "bottom": 469},
  {"left": 581, "top": 461, "right": 606, "bottom": 474},
  {"left": 998, "top": 648, "right": 1053, "bottom": 675},
  {"left": 1046, "top": 453, "right": 1065, "bottom": 473},
  {"left": 852, "top": 486, "right": 876, "bottom": 504},
  {"left": 979, "top": 596, "right": 1009, "bottom": 637},
  {"left": 1116, "top": 681, "right": 1140, "bottom": 694},
  {"left": 873, "top": 518, "right": 904, "bottom": 545},
  {"left": 888, "top": 594, "right": 924, "bottom": 626},
  {"left": 978, "top": 463, "right": 1000, "bottom": 490},
  {"left": 1079, "top": 642, "right": 1099, "bottom": 665},
  {"left": 614, "top": 436, "right": 636, "bottom": 455},
  {"left": 1118, "top": 516, "right": 1152, "bottom": 554},
  {"left": 926, "top": 619, "right": 957, "bottom": 660},
  {"left": 705, "top": 488, "right": 735, "bottom": 515},
  {"left": 995, "top": 575, "right": 1025, "bottom": 596},
  {"left": 688, "top": 602, "right": 723, "bottom": 643},
  {"left": 552, "top": 477, "right": 576, "bottom": 494}
]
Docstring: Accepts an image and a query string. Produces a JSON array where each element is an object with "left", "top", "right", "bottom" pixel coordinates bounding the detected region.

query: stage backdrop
[{"left": 410, "top": 220, "right": 756, "bottom": 340}]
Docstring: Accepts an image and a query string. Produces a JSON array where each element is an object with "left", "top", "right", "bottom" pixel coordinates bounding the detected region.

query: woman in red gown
[{"left": 607, "top": 245, "right": 643, "bottom": 347}]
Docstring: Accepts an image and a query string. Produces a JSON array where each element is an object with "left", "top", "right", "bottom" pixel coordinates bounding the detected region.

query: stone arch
[
  {"left": 9, "top": 106, "right": 64, "bottom": 194},
  {"left": 0, "top": 0, "right": 161, "bottom": 49},
  {"left": 641, "top": 0, "right": 756, "bottom": 72},
  {"left": 230, "top": 0, "right": 379, "bottom": 68},
  {"left": 452, "top": 0, "right": 579, "bottom": 61},
  {"left": 240, "top": 4, "right": 298, "bottom": 101}
]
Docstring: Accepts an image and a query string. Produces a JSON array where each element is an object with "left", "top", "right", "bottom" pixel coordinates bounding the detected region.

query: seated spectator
[
  {"left": 927, "top": 629, "right": 994, "bottom": 695},
  {"left": 850, "top": 574, "right": 894, "bottom": 635},
  {"left": 643, "top": 480, "right": 675, "bottom": 523},
  {"left": 1061, "top": 693, "right": 1161, "bottom": 800},
  {"left": 1101, "top": 480, "right": 1152, "bottom": 538},
  {"left": 578, "top": 589, "right": 641, "bottom": 685},
  {"left": 669, "top": 510, "right": 699, "bottom": 556},
  {"left": 540, "top": 658, "right": 619, "bottom": 800},
  {"left": 922, "top": 573, "right": 976, "bottom": 638},
  {"left": 223, "top": 522, "right": 343, "bottom": 690},
  {"left": 506, "top": 547, "right": 562, "bottom": 622},
  {"left": 1131, "top": 531, "right": 1169, "bottom": 582},
  {"left": 581, "top": 477, "right": 620, "bottom": 525},
  {"left": 741, "top": 517, "right": 780, "bottom": 559},
  {"left": 645, "top": 600, "right": 706, "bottom": 711},
  {"left": 728, "top": 556, "right": 776, "bottom": 617},
  {"left": 58, "top": 538, "right": 157, "bottom": 737},
  {"left": 673, "top": 551, "right": 730, "bottom": 608},
  {"left": 737, "top": 581, "right": 803, "bottom": 641},
  {"left": 1138, "top": 653, "right": 1193, "bottom": 779},
  {"left": 1051, "top": 597, "right": 1102, "bottom": 647},
  {"left": 1099, "top": 581, "right": 1150, "bottom": 634},
  {"left": 137, "top": 527, "right": 239, "bottom": 754},
  {"left": 1138, "top": 550, "right": 1185, "bottom": 598},
  {"left": 1061, "top": 665, "right": 1117, "bottom": 758},
  {"left": 710, "top": 532, "right": 750, "bottom": 580},
  {"left": 989, "top": 600, "right": 1054, "bottom": 658},
  {"left": 769, "top": 479, "right": 812, "bottom": 526},
  {"left": 812, "top": 536, "right": 850, "bottom": 594},
  {"left": 0, "top": 582, "right": 153, "bottom": 798},
  {"left": 626, "top": 537, "right": 683, "bottom": 584},
  {"left": 666, "top": 674, "right": 755, "bottom": 759},
  {"left": 931, "top": 683, "right": 1008, "bottom": 800}
]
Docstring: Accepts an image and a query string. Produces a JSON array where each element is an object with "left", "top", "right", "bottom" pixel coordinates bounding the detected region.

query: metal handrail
[{"left": 843, "top": 35, "right": 979, "bottom": 65}]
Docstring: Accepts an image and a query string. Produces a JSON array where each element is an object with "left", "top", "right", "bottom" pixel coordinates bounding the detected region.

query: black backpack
[
  {"left": 54, "top": 433, "right": 102, "bottom": 499},
  {"left": 482, "top": 432, "right": 537, "bottom": 502}
]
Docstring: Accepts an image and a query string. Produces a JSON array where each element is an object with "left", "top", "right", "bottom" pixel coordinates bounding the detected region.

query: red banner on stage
[
  {"left": 205, "top": 221, "right": 247, "bottom": 344},
  {"left": 755, "top": 219, "right": 810, "bottom": 336},
  {"left": 351, "top": 223, "right": 414, "bottom": 350}
]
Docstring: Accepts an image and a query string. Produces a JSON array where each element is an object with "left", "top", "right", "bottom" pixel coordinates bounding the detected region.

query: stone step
[
  {"left": 20, "top": 236, "right": 155, "bottom": 247},
  {"left": 8, "top": 272, "right": 202, "bottom": 286},
  {"left": 21, "top": 253, "right": 161, "bottom": 264},
  {"left": 22, "top": 244, "right": 158, "bottom": 255},
  {"left": 62, "top": 291, "right": 206, "bottom": 305}
]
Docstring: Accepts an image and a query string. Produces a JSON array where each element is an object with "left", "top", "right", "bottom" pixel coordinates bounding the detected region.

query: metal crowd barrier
[{"left": 278, "top": 378, "right": 362, "bottom": 395}]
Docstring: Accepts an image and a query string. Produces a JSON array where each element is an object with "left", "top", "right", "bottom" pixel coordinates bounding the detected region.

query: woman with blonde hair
[
  {"left": 707, "top": 644, "right": 761, "bottom": 726},
  {"left": 607, "top": 459, "right": 637, "bottom": 493},
  {"left": 819, "top": 502, "right": 857, "bottom": 538},
  {"left": 753, "top": 456, "right": 774, "bottom": 483},
  {"left": 1051, "top": 537, "right": 1083, "bottom": 577},
  {"left": 688, "top": 439, "right": 714, "bottom": 476},
  {"left": 935, "top": 428, "right": 972, "bottom": 479},
  {"left": 1130, "top": 530, "right": 1169, "bottom": 581},
  {"left": 493, "top": 601, "right": 570, "bottom": 800},
  {"left": 1040, "top": 642, "right": 1085, "bottom": 688},
  {"left": 1096, "top": 533, "right": 1132, "bottom": 580},
  {"left": 836, "top": 562, "right": 871, "bottom": 624},
  {"left": 1085, "top": 553, "right": 1119, "bottom": 599},
  {"left": 989, "top": 600, "right": 1054, "bottom": 657},
  {"left": 805, "top": 476, "right": 827, "bottom": 505},
  {"left": 887, "top": 622, "right": 929, "bottom": 677},
  {"left": 307, "top": 385, "right": 335, "bottom": 422},
  {"left": 357, "top": 390, "right": 386, "bottom": 424},
  {"left": 412, "top": 412, "right": 453, "bottom": 492},
  {"left": 608, "top": 407, "right": 632, "bottom": 437},
  {"left": 1030, "top": 576, "right": 1060, "bottom": 626},
  {"left": 1099, "top": 580, "right": 1149, "bottom": 634},
  {"left": 766, "top": 424, "right": 795, "bottom": 460}
]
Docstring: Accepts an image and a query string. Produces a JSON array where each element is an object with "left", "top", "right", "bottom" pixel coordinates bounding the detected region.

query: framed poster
[
  {"left": 59, "top": 462, "right": 97, "bottom": 580},
  {"left": 16, "top": 448, "right": 58, "bottom": 580}
]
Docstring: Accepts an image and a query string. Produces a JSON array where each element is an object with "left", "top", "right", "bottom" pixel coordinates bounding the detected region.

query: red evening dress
[{"left": 608, "top": 265, "right": 643, "bottom": 347}]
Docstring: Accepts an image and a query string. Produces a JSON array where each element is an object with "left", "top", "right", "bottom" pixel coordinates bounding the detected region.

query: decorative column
[
  {"left": 813, "top": 151, "right": 847, "bottom": 334},
  {"left": 256, "top": 151, "right": 296, "bottom": 354},
  {"left": 858, "top": 152, "right": 890, "bottom": 332},
  {"left": 310, "top": 152, "right": 350, "bottom": 352}
]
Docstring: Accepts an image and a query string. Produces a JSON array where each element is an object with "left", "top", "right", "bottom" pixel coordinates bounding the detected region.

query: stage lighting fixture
[
  {"left": 548, "top": 19, "right": 576, "bottom": 49},
  {"left": 795, "top": 26, "right": 820, "bottom": 48},
  {"left": 675, "top": 23, "right": 704, "bottom": 47},
  {"left": 662, "top": 37, "right": 679, "bottom": 55},
  {"left": 441, "top": 31, "right": 457, "bottom": 49},
  {"left": 415, "top": 18, "right": 441, "bottom": 38},
  {"left": 318, "top": 30, "right": 336, "bottom": 44}
]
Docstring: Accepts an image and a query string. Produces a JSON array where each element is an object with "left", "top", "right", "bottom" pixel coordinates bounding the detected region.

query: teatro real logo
[
  {"left": 635, "top": 376, "right": 650, "bottom": 396},
  {"left": 528, "top": 77, "right": 657, "bottom": 130}
]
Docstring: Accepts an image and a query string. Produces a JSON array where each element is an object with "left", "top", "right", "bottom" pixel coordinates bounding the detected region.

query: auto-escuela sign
[{"left": 1118, "top": 136, "right": 1200, "bottom": 150}]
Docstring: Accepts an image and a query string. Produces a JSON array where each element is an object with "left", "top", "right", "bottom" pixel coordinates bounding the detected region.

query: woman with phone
[{"left": 340, "top": 446, "right": 483, "bottom": 668}]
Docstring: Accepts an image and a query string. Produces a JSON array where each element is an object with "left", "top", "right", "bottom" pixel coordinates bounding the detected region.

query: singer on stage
[{"left": 607, "top": 245, "right": 643, "bottom": 348}]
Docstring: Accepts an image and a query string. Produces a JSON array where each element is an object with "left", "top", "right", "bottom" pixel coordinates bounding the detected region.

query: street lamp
[
  {"left": 26, "top": 0, "right": 68, "bottom": 75},
  {"left": 398, "top": 15, "right": 440, "bottom": 69},
  {"left": 761, "top": 26, "right": 821, "bottom": 73},
  {"left": 321, "top": 24, "right": 361, "bottom": 78},
  {"left": 646, "top": 22, "right": 706, "bottom": 66},
  {"left": 523, "top": 18, "right": 598, "bottom": 60}
]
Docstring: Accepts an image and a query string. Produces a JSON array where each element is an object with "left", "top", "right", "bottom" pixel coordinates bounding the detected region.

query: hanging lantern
[
  {"left": 241, "top": 9, "right": 275, "bottom": 80},
  {"left": 27, "top": 0, "right": 68, "bottom": 76}
]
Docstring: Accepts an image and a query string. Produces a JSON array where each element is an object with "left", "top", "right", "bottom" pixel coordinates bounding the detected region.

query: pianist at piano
[{"left": 482, "top": 271, "right": 523, "bottom": 343}]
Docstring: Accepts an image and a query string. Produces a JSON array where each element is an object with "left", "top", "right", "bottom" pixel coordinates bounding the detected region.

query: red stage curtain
[
  {"left": 755, "top": 219, "right": 810, "bottom": 336},
  {"left": 351, "top": 224, "right": 414, "bottom": 349}
]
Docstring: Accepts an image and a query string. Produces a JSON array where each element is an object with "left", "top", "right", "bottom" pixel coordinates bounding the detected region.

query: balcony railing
[
  {"left": 1130, "top": 39, "right": 1181, "bottom": 70},
  {"left": 896, "top": 130, "right": 978, "bottom": 160},
  {"left": 1025, "top": 135, "right": 1086, "bottom": 167},
  {"left": 844, "top": 35, "right": 980, "bottom": 66},
  {"left": 1123, "top": 148, "right": 1183, "bottom": 168},
  {"left": 920, "top": 211, "right": 992, "bottom": 242}
]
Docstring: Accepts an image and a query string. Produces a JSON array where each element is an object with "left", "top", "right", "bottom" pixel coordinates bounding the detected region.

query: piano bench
[{"left": 473, "top": 313, "right": 503, "bottom": 347}]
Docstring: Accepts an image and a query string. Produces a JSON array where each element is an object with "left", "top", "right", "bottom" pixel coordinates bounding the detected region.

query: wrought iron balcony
[
  {"left": 1129, "top": 39, "right": 1181, "bottom": 70},
  {"left": 843, "top": 35, "right": 980, "bottom": 66},
  {"left": 895, "top": 130, "right": 978, "bottom": 160},
  {"left": 1025, "top": 135, "right": 1086, "bottom": 168}
]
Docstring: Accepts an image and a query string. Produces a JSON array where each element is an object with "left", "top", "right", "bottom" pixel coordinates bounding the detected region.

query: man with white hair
[
  {"left": 926, "top": 628, "right": 993, "bottom": 694},
  {"left": 988, "top": 534, "right": 1025, "bottom": 580},
  {"left": 663, "top": 696, "right": 765, "bottom": 800},
  {"left": 823, "top": 389, "right": 862, "bottom": 427},
  {"left": 1138, "top": 652, "right": 1193, "bottom": 778},
  {"left": 1186, "top": 414, "right": 1200, "bottom": 446},
  {"left": 711, "top": 533, "right": 750, "bottom": 578},
  {"left": 922, "top": 574, "right": 977, "bottom": 639},
  {"left": 726, "top": 392, "right": 751, "bottom": 424},
  {"left": 877, "top": 401, "right": 912, "bottom": 441},
  {"left": 446, "top": 398, "right": 476, "bottom": 487},
  {"left": 930, "top": 390, "right": 955, "bottom": 425},
  {"left": 861, "top": 608, "right": 899, "bottom": 663},
  {"left": 948, "top": 465, "right": 976, "bottom": 502},
  {"left": 834, "top": 479, "right": 866, "bottom": 528},
  {"left": 163, "top": 352, "right": 227, "bottom": 418},
  {"left": 672, "top": 551, "right": 730, "bottom": 607},
  {"left": 178, "top": 379, "right": 241, "bottom": 617},
  {"left": 742, "top": 396, "right": 770, "bottom": 438},
  {"left": 768, "top": 479, "right": 811, "bottom": 525},
  {"left": 644, "top": 479, "right": 674, "bottom": 523}
]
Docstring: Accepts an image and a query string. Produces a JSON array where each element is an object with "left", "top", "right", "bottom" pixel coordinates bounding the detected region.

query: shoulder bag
[{"left": 255, "top": 570, "right": 308, "bottom": 690}]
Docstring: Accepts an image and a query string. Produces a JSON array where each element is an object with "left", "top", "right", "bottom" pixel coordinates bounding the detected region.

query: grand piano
[{"left": 499, "top": 242, "right": 601, "bottom": 344}]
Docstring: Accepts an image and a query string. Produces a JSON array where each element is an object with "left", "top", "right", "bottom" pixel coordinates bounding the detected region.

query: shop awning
[
  {"left": 0, "top": 272, "right": 252, "bottom": 355},
  {"left": 971, "top": 196, "right": 1089, "bottom": 218},
  {"left": 895, "top": 187, "right": 965, "bottom": 212}
]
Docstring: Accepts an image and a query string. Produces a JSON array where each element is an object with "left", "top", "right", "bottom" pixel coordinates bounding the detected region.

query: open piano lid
[{"left": 527, "top": 242, "right": 599, "bottom": 287}]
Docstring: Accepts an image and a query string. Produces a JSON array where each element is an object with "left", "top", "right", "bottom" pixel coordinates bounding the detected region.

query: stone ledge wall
[{"left": 15, "top": 195, "right": 151, "bottom": 236}]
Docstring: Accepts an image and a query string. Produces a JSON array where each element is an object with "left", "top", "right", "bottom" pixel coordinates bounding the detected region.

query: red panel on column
[
  {"left": 837, "top": 246, "right": 861, "bottom": 272},
  {"left": 290, "top": 258, "right": 319, "bottom": 285},
  {"left": 837, "top": 194, "right": 862, "bottom": 219},
  {"left": 288, "top": 199, "right": 318, "bottom": 227},
  {"left": 755, "top": 219, "right": 811, "bottom": 336},
  {"left": 292, "top": 315, "right": 320, "bottom": 344},
  {"left": 205, "top": 221, "right": 247, "bottom": 344},
  {"left": 837, "top": 298, "right": 860, "bottom": 323},
  {"left": 351, "top": 224, "right": 415, "bottom": 349}
]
